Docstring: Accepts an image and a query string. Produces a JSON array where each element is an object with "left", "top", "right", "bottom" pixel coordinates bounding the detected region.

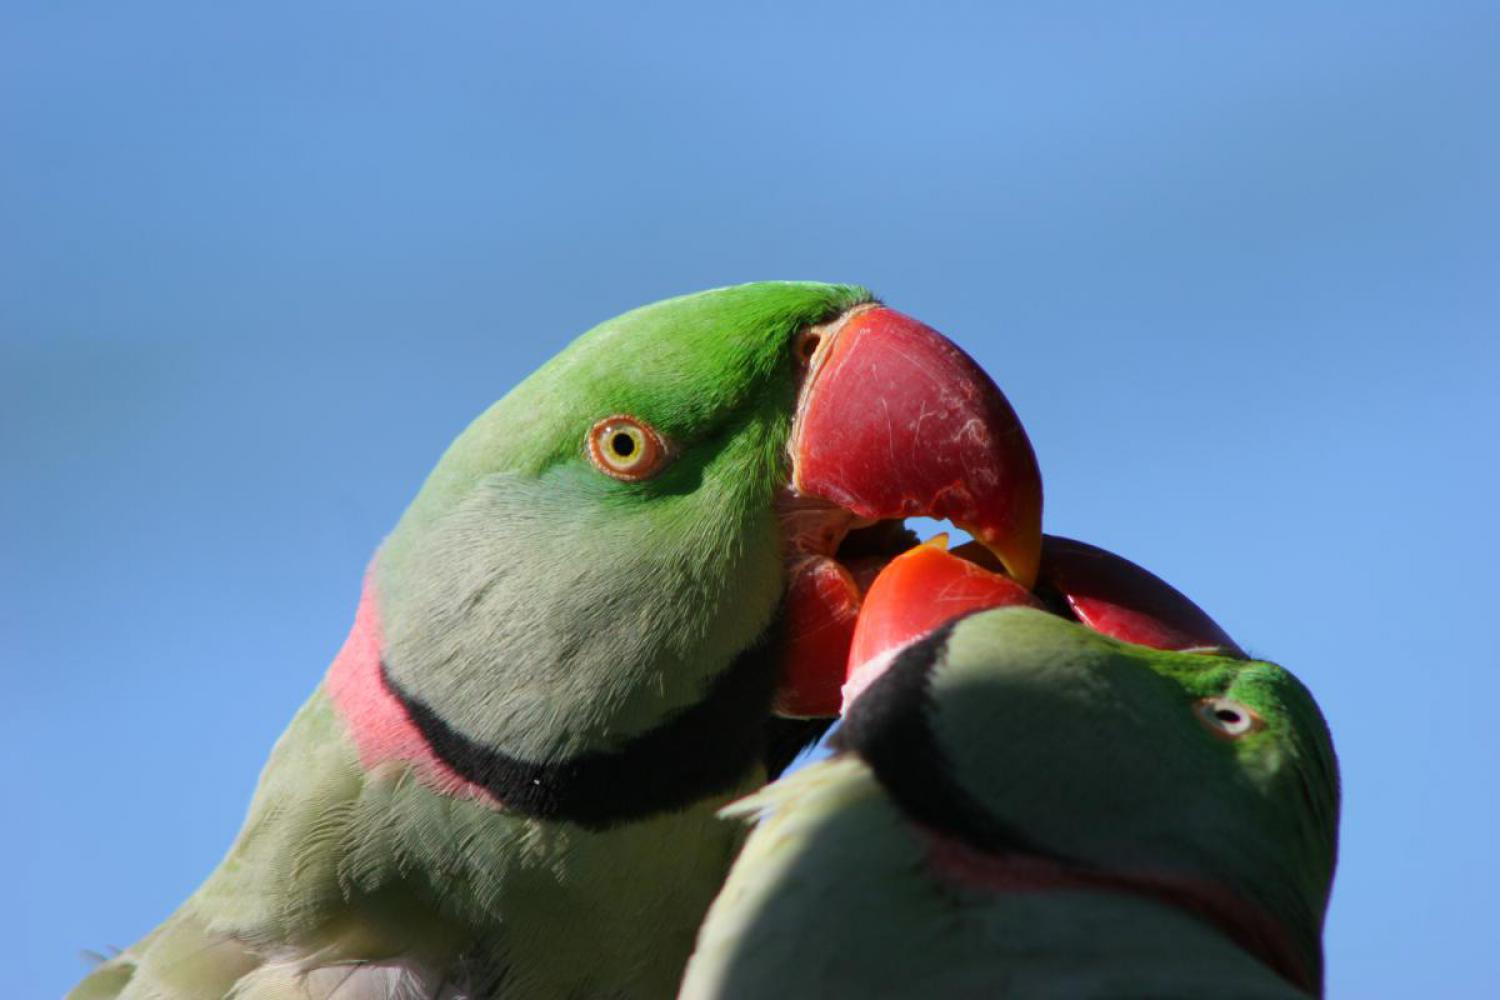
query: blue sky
[{"left": 3, "top": 3, "right": 1495, "bottom": 996}]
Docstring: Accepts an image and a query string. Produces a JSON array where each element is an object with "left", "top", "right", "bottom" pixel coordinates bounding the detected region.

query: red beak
[
  {"left": 838, "top": 533, "right": 1247, "bottom": 712},
  {"left": 1037, "top": 535, "right": 1244, "bottom": 657},
  {"left": 773, "top": 306, "right": 1044, "bottom": 717},
  {"left": 792, "top": 307, "right": 1043, "bottom": 587},
  {"left": 841, "top": 537, "right": 1040, "bottom": 711}
]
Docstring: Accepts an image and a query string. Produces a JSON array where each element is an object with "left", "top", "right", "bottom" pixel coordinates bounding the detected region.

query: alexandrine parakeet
[
  {"left": 682, "top": 542, "right": 1339, "bottom": 999},
  {"left": 71, "top": 283, "right": 1045, "bottom": 1000}
]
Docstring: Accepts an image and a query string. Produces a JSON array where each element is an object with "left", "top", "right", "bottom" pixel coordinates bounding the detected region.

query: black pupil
[
  {"left": 611, "top": 432, "right": 636, "bottom": 458},
  {"left": 1214, "top": 708, "right": 1242, "bottom": 725}
]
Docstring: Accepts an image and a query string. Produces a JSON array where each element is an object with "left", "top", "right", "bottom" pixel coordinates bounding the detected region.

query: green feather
[
  {"left": 378, "top": 281, "right": 871, "bottom": 756},
  {"left": 683, "top": 607, "right": 1340, "bottom": 999},
  {"left": 72, "top": 281, "right": 873, "bottom": 999}
]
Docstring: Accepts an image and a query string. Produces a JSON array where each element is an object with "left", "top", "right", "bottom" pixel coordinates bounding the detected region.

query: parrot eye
[
  {"left": 1195, "top": 697, "right": 1263, "bottom": 739},
  {"left": 587, "top": 416, "right": 668, "bottom": 481}
]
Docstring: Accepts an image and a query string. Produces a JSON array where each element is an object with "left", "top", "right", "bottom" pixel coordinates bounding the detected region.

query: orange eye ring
[{"left": 587, "top": 415, "right": 668, "bottom": 481}]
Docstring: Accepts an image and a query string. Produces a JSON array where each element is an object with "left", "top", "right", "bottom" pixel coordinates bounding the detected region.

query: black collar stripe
[
  {"left": 380, "top": 626, "right": 781, "bottom": 830},
  {"left": 833, "top": 618, "right": 1055, "bottom": 859}
]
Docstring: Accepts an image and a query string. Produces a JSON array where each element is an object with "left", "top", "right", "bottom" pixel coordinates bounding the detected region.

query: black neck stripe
[
  {"left": 832, "top": 617, "right": 1055, "bottom": 859},
  {"left": 380, "top": 624, "right": 781, "bottom": 831},
  {"left": 836, "top": 619, "right": 1318, "bottom": 996}
]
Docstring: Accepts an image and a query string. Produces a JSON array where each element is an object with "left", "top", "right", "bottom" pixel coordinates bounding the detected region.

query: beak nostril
[{"left": 795, "top": 331, "right": 822, "bottom": 365}]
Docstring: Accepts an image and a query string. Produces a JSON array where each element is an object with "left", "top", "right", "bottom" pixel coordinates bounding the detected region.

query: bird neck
[
  {"left": 325, "top": 568, "right": 497, "bottom": 804},
  {"left": 923, "top": 831, "right": 1318, "bottom": 997},
  {"left": 326, "top": 561, "right": 782, "bottom": 828},
  {"left": 952, "top": 885, "right": 1313, "bottom": 997}
]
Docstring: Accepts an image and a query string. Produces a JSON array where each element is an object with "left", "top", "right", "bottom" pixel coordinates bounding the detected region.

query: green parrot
[
  {"left": 681, "top": 579, "right": 1339, "bottom": 997},
  {"left": 71, "top": 282, "right": 1045, "bottom": 999}
]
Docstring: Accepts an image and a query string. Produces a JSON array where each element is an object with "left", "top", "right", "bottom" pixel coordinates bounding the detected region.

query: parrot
[
  {"left": 681, "top": 538, "right": 1339, "bottom": 999},
  {"left": 70, "top": 283, "right": 1046, "bottom": 1000}
]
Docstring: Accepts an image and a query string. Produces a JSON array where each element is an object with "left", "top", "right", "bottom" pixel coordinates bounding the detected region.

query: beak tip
[{"left": 1007, "top": 532, "right": 1044, "bottom": 591}]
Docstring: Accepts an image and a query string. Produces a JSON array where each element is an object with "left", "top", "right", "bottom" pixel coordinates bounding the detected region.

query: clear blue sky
[{"left": 3, "top": 4, "right": 1495, "bottom": 996}]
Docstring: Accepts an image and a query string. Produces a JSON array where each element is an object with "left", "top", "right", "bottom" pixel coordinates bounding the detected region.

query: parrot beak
[
  {"left": 840, "top": 536, "right": 1040, "bottom": 712},
  {"left": 835, "top": 532, "right": 1247, "bottom": 715},
  {"left": 1035, "top": 535, "right": 1245, "bottom": 657},
  {"left": 774, "top": 305, "right": 1044, "bottom": 717}
]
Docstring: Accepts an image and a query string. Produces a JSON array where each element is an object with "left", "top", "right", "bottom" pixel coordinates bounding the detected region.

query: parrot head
[
  {"left": 836, "top": 602, "right": 1340, "bottom": 994},
  {"left": 338, "top": 282, "right": 1043, "bottom": 828}
]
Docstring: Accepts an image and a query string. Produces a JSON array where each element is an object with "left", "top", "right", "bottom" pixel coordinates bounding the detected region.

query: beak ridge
[{"left": 791, "top": 307, "right": 1043, "bottom": 587}]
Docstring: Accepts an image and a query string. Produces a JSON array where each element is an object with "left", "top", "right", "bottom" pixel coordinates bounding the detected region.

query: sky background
[{"left": 4, "top": 3, "right": 1496, "bottom": 997}]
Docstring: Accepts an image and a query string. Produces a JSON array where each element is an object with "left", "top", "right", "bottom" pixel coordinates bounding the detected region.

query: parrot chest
[
  {"left": 195, "top": 690, "right": 759, "bottom": 999},
  {"left": 472, "top": 798, "right": 751, "bottom": 998}
]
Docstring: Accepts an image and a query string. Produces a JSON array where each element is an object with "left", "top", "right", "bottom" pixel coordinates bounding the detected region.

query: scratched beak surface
[
  {"left": 791, "top": 307, "right": 1043, "bottom": 588},
  {"left": 774, "top": 306, "right": 1045, "bottom": 718}
]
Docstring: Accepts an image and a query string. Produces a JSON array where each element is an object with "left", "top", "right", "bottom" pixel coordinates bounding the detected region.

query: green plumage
[
  {"left": 682, "top": 607, "right": 1340, "bottom": 999},
  {"left": 72, "top": 282, "right": 872, "bottom": 999},
  {"left": 82, "top": 693, "right": 754, "bottom": 997}
]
